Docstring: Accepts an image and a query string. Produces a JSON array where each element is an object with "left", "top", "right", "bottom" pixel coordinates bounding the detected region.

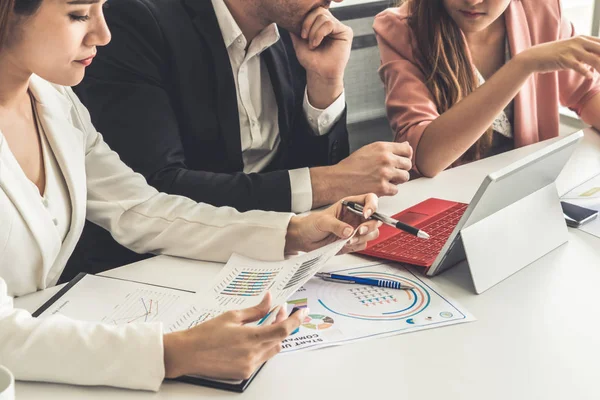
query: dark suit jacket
[{"left": 60, "top": 0, "right": 349, "bottom": 282}]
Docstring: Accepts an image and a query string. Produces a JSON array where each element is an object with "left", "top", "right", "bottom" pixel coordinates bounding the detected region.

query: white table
[{"left": 15, "top": 129, "right": 600, "bottom": 400}]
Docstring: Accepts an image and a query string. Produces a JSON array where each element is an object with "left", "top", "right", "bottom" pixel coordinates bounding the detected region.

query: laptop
[
  {"left": 360, "top": 130, "right": 584, "bottom": 278},
  {"left": 360, "top": 198, "right": 468, "bottom": 269}
]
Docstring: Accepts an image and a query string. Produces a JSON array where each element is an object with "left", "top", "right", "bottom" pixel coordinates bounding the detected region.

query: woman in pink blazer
[{"left": 374, "top": 0, "right": 600, "bottom": 177}]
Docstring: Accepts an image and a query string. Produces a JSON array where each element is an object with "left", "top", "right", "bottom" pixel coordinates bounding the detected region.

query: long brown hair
[
  {"left": 0, "top": 0, "right": 16, "bottom": 50},
  {"left": 0, "top": 0, "right": 43, "bottom": 51},
  {"left": 401, "top": 0, "right": 493, "bottom": 163}
]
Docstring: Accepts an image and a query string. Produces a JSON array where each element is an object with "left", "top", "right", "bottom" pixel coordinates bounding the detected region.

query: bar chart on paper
[
  {"left": 217, "top": 269, "right": 278, "bottom": 296},
  {"left": 209, "top": 266, "right": 281, "bottom": 308}
]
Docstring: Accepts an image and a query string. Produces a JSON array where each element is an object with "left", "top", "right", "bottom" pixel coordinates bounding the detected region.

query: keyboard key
[{"left": 367, "top": 203, "right": 468, "bottom": 266}]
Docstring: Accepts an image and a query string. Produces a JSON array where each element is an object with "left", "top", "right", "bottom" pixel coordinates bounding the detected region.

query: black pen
[{"left": 342, "top": 200, "right": 430, "bottom": 239}]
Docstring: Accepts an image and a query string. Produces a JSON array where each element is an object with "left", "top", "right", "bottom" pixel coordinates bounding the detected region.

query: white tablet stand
[
  {"left": 461, "top": 183, "right": 567, "bottom": 294},
  {"left": 429, "top": 131, "right": 583, "bottom": 294}
]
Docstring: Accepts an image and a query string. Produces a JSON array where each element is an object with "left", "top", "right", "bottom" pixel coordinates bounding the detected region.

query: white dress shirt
[
  {"left": 211, "top": 0, "right": 346, "bottom": 213},
  {"left": 34, "top": 101, "right": 72, "bottom": 242}
]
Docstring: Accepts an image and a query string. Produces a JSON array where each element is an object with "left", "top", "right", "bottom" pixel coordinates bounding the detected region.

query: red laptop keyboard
[{"left": 361, "top": 201, "right": 468, "bottom": 267}]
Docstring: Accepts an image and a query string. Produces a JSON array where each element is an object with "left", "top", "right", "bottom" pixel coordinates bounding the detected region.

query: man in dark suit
[{"left": 62, "top": 0, "right": 413, "bottom": 281}]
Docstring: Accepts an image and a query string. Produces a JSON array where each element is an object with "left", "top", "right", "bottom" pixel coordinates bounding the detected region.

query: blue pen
[{"left": 315, "top": 272, "right": 414, "bottom": 290}]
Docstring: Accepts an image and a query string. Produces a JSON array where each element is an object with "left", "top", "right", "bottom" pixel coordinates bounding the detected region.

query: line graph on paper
[
  {"left": 100, "top": 288, "right": 182, "bottom": 325},
  {"left": 166, "top": 305, "right": 223, "bottom": 333}
]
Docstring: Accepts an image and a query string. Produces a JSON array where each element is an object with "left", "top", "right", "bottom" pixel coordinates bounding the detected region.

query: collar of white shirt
[{"left": 211, "top": 0, "right": 280, "bottom": 56}]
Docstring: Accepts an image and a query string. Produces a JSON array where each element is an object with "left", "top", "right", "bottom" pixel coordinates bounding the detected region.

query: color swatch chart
[{"left": 214, "top": 267, "right": 280, "bottom": 300}]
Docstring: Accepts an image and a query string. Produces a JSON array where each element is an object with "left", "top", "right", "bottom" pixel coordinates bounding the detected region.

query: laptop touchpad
[{"left": 397, "top": 211, "right": 430, "bottom": 225}]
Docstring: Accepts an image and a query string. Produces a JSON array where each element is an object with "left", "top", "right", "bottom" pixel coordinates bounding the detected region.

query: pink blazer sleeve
[
  {"left": 374, "top": 10, "right": 439, "bottom": 172},
  {"left": 558, "top": 9, "right": 600, "bottom": 114}
]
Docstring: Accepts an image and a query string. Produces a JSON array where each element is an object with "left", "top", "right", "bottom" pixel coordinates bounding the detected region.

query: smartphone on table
[{"left": 561, "top": 201, "right": 599, "bottom": 228}]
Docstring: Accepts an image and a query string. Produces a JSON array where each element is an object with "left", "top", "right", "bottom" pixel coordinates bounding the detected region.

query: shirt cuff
[
  {"left": 303, "top": 88, "right": 346, "bottom": 136},
  {"left": 288, "top": 168, "right": 313, "bottom": 213}
]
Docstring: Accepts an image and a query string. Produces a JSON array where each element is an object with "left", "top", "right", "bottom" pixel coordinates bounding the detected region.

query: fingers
[
  {"left": 358, "top": 220, "right": 382, "bottom": 236},
  {"left": 388, "top": 168, "right": 411, "bottom": 185},
  {"left": 316, "top": 213, "right": 356, "bottom": 240},
  {"left": 394, "top": 155, "right": 413, "bottom": 171},
  {"left": 367, "top": 142, "right": 413, "bottom": 188},
  {"left": 232, "top": 292, "right": 273, "bottom": 324},
  {"left": 384, "top": 183, "right": 400, "bottom": 196},
  {"left": 362, "top": 193, "right": 379, "bottom": 218},
  {"left": 255, "top": 308, "right": 309, "bottom": 343},
  {"left": 307, "top": 14, "right": 335, "bottom": 49},
  {"left": 374, "top": 179, "right": 400, "bottom": 197},
  {"left": 301, "top": 7, "right": 325, "bottom": 39},
  {"left": 581, "top": 37, "right": 600, "bottom": 57},
  {"left": 301, "top": 7, "right": 349, "bottom": 49},
  {"left": 263, "top": 342, "right": 283, "bottom": 361},
  {"left": 582, "top": 35, "right": 600, "bottom": 45},
  {"left": 364, "top": 141, "right": 413, "bottom": 159},
  {"left": 340, "top": 193, "right": 379, "bottom": 219},
  {"left": 562, "top": 37, "right": 600, "bottom": 79},
  {"left": 386, "top": 141, "right": 413, "bottom": 158},
  {"left": 568, "top": 50, "right": 596, "bottom": 79},
  {"left": 341, "top": 228, "right": 381, "bottom": 254},
  {"left": 575, "top": 49, "right": 600, "bottom": 78},
  {"left": 273, "top": 305, "right": 287, "bottom": 324},
  {"left": 346, "top": 220, "right": 380, "bottom": 246},
  {"left": 574, "top": 63, "right": 595, "bottom": 80}
]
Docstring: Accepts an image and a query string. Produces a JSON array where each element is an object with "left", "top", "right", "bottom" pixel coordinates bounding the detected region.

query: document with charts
[
  {"left": 167, "top": 237, "right": 350, "bottom": 332},
  {"left": 279, "top": 260, "right": 475, "bottom": 353},
  {"left": 34, "top": 236, "right": 350, "bottom": 333},
  {"left": 33, "top": 238, "right": 350, "bottom": 391}
]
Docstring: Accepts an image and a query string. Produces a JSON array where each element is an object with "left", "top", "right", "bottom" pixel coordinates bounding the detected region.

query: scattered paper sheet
[
  {"left": 280, "top": 261, "right": 475, "bottom": 353},
  {"left": 36, "top": 240, "right": 476, "bottom": 358},
  {"left": 165, "top": 237, "right": 350, "bottom": 331},
  {"left": 562, "top": 173, "right": 600, "bottom": 200}
]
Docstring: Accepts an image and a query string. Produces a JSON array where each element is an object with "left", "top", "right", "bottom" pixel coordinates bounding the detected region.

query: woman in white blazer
[{"left": 0, "top": 0, "right": 381, "bottom": 391}]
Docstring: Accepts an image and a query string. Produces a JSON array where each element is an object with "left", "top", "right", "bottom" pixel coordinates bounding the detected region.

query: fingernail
[
  {"left": 359, "top": 226, "right": 368, "bottom": 235},
  {"left": 349, "top": 237, "right": 358, "bottom": 245},
  {"left": 300, "top": 308, "right": 310, "bottom": 319},
  {"left": 343, "top": 227, "right": 353, "bottom": 238},
  {"left": 312, "top": 40, "right": 318, "bottom": 47},
  {"left": 365, "top": 208, "right": 373, "bottom": 218},
  {"left": 376, "top": 221, "right": 383, "bottom": 228}
]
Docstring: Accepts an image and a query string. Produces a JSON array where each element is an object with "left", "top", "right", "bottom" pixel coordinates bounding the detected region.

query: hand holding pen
[
  {"left": 285, "top": 194, "right": 382, "bottom": 256},
  {"left": 342, "top": 200, "right": 430, "bottom": 239}
]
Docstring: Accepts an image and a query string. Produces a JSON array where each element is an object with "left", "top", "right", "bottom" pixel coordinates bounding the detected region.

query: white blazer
[{"left": 0, "top": 75, "right": 293, "bottom": 390}]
